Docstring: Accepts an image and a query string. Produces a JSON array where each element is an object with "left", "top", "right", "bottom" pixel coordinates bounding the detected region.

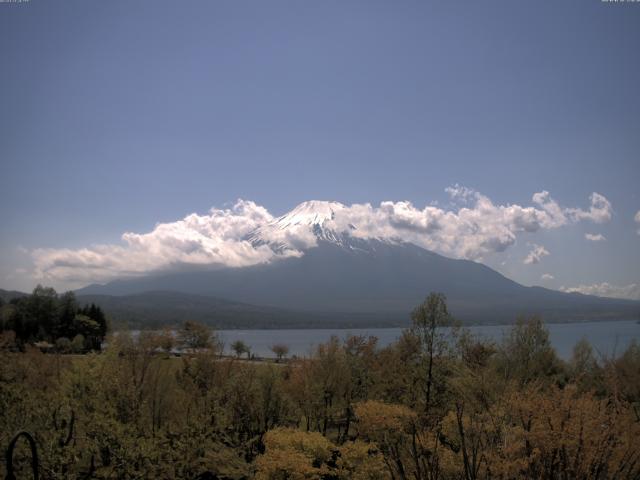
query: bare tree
[{"left": 270, "top": 343, "right": 290, "bottom": 362}]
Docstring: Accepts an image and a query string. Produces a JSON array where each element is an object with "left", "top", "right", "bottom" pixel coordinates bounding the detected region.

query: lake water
[{"left": 216, "top": 320, "right": 640, "bottom": 360}]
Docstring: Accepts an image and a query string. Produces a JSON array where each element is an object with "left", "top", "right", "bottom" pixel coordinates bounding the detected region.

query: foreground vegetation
[
  {"left": 0, "top": 286, "right": 107, "bottom": 352},
  {"left": 1, "top": 293, "right": 640, "bottom": 479}
]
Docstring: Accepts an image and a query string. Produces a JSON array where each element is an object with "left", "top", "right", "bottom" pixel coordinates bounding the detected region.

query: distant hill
[
  {"left": 76, "top": 291, "right": 400, "bottom": 330},
  {"left": 0, "top": 288, "right": 28, "bottom": 303}
]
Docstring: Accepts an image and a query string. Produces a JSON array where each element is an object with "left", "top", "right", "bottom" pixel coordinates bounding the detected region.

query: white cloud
[
  {"left": 585, "top": 233, "right": 606, "bottom": 242},
  {"left": 523, "top": 244, "right": 550, "bottom": 265},
  {"left": 541, "top": 273, "right": 554, "bottom": 281},
  {"left": 561, "top": 282, "right": 640, "bottom": 301},
  {"left": 635, "top": 210, "right": 640, "bottom": 235},
  {"left": 327, "top": 189, "right": 606, "bottom": 261},
  {"left": 32, "top": 200, "right": 283, "bottom": 285},
  {"left": 564, "top": 193, "right": 612, "bottom": 224},
  {"left": 444, "top": 184, "right": 477, "bottom": 204},
  {"left": 31, "top": 187, "right": 614, "bottom": 286}
]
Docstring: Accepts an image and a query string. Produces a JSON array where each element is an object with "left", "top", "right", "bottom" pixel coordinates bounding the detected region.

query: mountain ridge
[
  {"left": 76, "top": 239, "right": 640, "bottom": 325},
  {"left": 75, "top": 290, "right": 402, "bottom": 330},
  {"left": 10, "top": 200, "right": 640, "bottom": 328}
]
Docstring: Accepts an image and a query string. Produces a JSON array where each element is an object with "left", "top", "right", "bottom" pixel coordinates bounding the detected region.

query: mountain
[
  {"left": 75, "top": 291, "right": 397, "bottom": 330},
  {"left": 246, "top": 200, "right": 353, "bottom": 251},
  {"left": 76, "top": 201, "right": 640, "bottom": 326},
  {"left": 0, "top": 288, "right": 28, "bottom": 303}
]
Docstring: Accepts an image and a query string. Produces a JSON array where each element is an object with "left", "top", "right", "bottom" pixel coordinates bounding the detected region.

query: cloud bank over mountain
[
  {"left": 561, "top": 283, "right": 640, "bottom": 301},
  {"left": 32, "top": 187, "right": 613, "bottom": 285}
]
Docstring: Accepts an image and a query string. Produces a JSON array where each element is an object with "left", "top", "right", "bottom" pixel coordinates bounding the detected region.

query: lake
[{"left": 216, "top": 320, "right": 640, "bottom": 360}]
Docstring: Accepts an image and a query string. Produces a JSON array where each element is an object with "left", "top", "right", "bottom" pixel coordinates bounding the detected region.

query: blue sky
[{"left": 1, "top": 0, "right": 639, "bottom": 297}]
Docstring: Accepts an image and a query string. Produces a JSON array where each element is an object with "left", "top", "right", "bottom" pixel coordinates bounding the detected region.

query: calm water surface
[{"left": 217, "top": 320, "right": 640, "bottom": 360}]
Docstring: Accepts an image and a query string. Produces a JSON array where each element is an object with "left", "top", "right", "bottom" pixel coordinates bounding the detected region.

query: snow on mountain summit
[
  {"left": 274, "top": 200, "right": 346, "bottom": 227},
  {"left": 245, "top": 200, "right": 354, "bottom": 252}
]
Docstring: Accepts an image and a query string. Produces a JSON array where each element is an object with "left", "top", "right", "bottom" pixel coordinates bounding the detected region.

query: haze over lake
[{"left": 217, "top": 320, "right": 640, "bottom": 360}]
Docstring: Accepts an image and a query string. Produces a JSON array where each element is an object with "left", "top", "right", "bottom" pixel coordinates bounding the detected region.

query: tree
[
  {"left": 336, "top": 440, "right": 389, "bottom": 480},
  {"left": 231, "top": 340, "right": 249, "bottom": 358},
  {"left": 71, "top": 334, "right": 85, "bottom": 353},
  {"left": 569, "top": 337, "right": 601, "bottom": 392},
  {"left": 607, "top": 339, "right": 640, "bottom": 403},
  {"left": 496, "top": 316, "right": 562, "bottom": 384},
  {"left": 0, "top": 288, "right": 109, "bottom": 349},
  {"left": 410, "top": 292, "right": 456, "bottom": 416},
  {"left": 24, "top": 285, "right": 58, "bottom": 341},
  {"left": 354, "top": 400, "right": 419, "bottom": 480},
  {"left": 72, "top": 314, "right": 102, "bottom": 350},
  {"left": 88, "top": 303, "right": 108, "bottom": 338},
  {"left": 255, "top": 426, "right": 389, "bottom": 480},
  {"left": 56, "top": 291, "right": 78, "bottom": 339},
  {"left": 270, "top": 343, "right": 289, "bottom": 362},
  {"left": 157, "top": 327, "right": 175, "bottom": 354},
  {"left": 493, "top": 385, "right": 640, "bottom": 479},
  {"left": 177, "top": 321, "right": 212, "bottom": 350},
  {"left": 255, "top": 427, "right": 335, "bottom": 480},
  {"left": 55, "top": 336, "right": 72, "bottom": 353}
]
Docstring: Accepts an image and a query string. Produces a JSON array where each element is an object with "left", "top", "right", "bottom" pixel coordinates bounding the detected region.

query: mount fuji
[
  {"left": 76, "top": 201, "right": 639, "bottom": 327},
  {"left": 246, "top": 200, "right": 355, "bottom": 251}
]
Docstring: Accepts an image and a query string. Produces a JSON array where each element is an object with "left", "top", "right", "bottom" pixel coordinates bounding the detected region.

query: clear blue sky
[{"left": 1, "top": 0, "right": 639, "bottom": 295}]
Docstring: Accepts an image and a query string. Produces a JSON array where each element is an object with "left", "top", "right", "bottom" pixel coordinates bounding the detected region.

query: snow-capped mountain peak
[
  {"left": 245, "top": 200, "right": 352, "bottom": 252},
  {"left": 273, "top": 200, "right": 345, "bottom": 228}
]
